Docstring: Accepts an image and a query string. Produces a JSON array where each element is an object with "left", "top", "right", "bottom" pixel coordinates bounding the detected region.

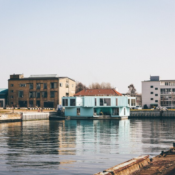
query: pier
[{"left": 95, "top": 146, "right": 175, "bottom": 175}]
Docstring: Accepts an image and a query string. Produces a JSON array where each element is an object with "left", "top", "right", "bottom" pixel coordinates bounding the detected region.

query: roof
[
  {"left": 0, "top": 89, "right": 8, "bottom": 95},
  {"left": 29, "top": 74, "right": 59, "bottom": 78},
  {"left": 74, "top": 89, "right": 122, "bottom": 96}
]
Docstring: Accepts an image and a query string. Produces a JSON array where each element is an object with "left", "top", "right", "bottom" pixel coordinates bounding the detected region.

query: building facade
[
  {"left": 142, "top": 76, "right": 175, "bottom": 109},
  {"left": 0, "top": 89, "right": 8, "bottom": 108},
  {"left": 8, "top": 74, "right": 76, "bottom": 108},
  {"left": 62, "top": 96, "right": 136, "bottom": 118}
]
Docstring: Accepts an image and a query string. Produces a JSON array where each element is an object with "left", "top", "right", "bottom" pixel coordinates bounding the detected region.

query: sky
[{"left": 0, "top": 0, "right": 175, "bottom": 93}]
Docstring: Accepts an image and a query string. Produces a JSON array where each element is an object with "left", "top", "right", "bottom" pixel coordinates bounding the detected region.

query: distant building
[
  {"left": 62, "top": 96, "right": 136, "bottom": 118},
  {"left": 74, "top": 89, "right": 122, "bottom": 96},
  {"left": 142, "top": 76, "right": 175, "bottom": 109},
  {"left": 122, "top": 93, "right": 142, "bottom": 107},
  {"left": 0, "top": 89, "right": 8, "bottom": 108},
  {"left": 8, "top": 74, "right": 76, "bottom": 108}
]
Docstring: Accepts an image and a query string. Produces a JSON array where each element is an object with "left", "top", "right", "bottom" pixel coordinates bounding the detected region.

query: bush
[{"left": 143, "top": 104, "right": 148, "bottom": 109}]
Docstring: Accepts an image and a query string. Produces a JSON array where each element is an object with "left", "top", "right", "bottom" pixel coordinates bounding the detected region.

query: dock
[{"left": 95, "top": 146, "right": 175, "bottom": 175}]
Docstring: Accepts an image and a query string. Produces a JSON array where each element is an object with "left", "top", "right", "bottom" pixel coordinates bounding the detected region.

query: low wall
[
  {"left": 22, "top": 112, "right": 50, "bottom": 121},
  {"left": 130, "top": 111, "right": 175, "bottom": 118}
]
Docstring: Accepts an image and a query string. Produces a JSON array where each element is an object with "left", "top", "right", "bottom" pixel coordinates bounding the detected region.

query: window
[
  {"left": 116, "top": 98, "right": 118, "bottom": 106},
  {"left": 104, "top": 98, "right": 111, "bottom": 106},
  {"left": 66, "top": 81, "right": 69, "bottom": 88},
  {"left": 77, "top": 108, "right": 80, "bottom": 115},
  {"left": 70, "top": 99, "right": 76, "bottom": 106},
  {"left": 124, "top": 108, "right": 126, "bottom": 115},
  {"left": 11, "top": 84, "right": 13, "bottom": 87},
  {"left": 100, "top": 98, "right": 111, "bottom": 106},
  {"left": 29, "top": 92, "right": 35, "bottom": 98},
  {"left": 18, "top": 91, "right": 23, "bottom": 98},
  {"left": 95, "top": 98, "right": 97, "bottom": 106},
  {"left": 11, "top": 90, "right": 13, "bottom": 93},
  {"left": 11, "top": 96, "right": 13, "bottom": 98},
  {"left": 150, "top": 92, "right": 154, "bottom": 94},
  {"left": 155, "top": 100, "right": 158, "bottom": 102},
  {"left": 29, "top": 84, "right": 33, "bottom": 89},
  {"left": 29, "top": 101, "right": 33, "bottom": 107},
  {"left": 62, "top": 99, "right": 68, "bottom": 106},
  {"left": 60, "top": 83, "right": 63, "bottom": 87},
  {"left": 36, "top": 83, "right": 41, "bottom": 89},
  {"left": 131, "top": 99, "right": 135, "bottom": 106},
  {"left": 113, "top": 108, "right": 119, "bottom": 115},
  {"left": 100, "top": 99, "right": 104, "bottom": 106},
  {"left": 36, "top": 92, "right": 40, "bottom": 98},
  {"left": 151, "top": 98, "right": 153, "bottom": 100},
  {"left": 72, "top": 84, "right": 74, "bottom": 87},
  {"left": 66, "top": 93, "right": 69, "bottom": 97},
  {"left": 36, "top": 101, "right": 40, "bottom": 107},
  {"left": 150, "top": 86, "right": 153, "bottom": 88},
  {"left": 155, "top": 94, "right": 158, "bottom": 96},
  {"left": 42, "top": 92, "right": 47, "bottom": 98},
  {"left": 19, "top": 101, "right": 27, "bottom": 107},
  {"left": 11, "top": 102, "right": 13, "bottom": 105},
  {"left": 50, "top": 91, "right": 55, "bottom": 98},
  {"left": 50, "top": 82, "right": 57, "bottom": 89},
  {"left": 43, "top": 83, "right": 47, "bottom": 89},
  {"left": 20, "top": 84, "right": 26, "bottom": 87},
  {"left": 128, "top": 99, "right": 130, "bottom": 105},
  {"left": 155, "top": 88, "right": 158, "bottom": 90}
]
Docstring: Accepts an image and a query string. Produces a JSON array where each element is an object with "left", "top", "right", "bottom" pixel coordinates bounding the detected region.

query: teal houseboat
[{"left": 62, "top": 96, "right": 136, "bottom": 119}]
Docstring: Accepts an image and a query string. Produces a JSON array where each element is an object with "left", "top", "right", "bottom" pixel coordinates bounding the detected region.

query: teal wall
[
  {"left": 80, "top": 107, "right": 93, "bottom": 116},
  {"left": 65, "top": 107, "right": 77, "bottom": 116}
]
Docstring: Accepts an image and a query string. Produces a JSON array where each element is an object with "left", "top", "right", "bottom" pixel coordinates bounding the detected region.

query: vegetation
[
  {"left": 89, "top": 82, "right": 113, "bottom": 89},
  {"left": 75, "top": 82, "right": 88, "bottom": 93}
]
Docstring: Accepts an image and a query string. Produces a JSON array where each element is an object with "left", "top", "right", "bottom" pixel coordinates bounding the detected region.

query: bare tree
[
  {"left": 89, "top": 82, "right": 113, "bottom": 89},
  {"left": 75, "top": 82, "right": 88, "bottom": 93},
  {"left": 128, "top": 84, "right": 137, "bottom": 96}
]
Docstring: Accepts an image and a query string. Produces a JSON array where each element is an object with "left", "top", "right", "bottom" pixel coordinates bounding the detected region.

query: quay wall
[
  {"left": 22, "top": 112, "right": 58, "bottom": 121},
  {"left": 130, "top": 111, "right": 175, "bottom": 118},
  {"left": 0, "top": 113, "right": 21, "bottom": 123}
]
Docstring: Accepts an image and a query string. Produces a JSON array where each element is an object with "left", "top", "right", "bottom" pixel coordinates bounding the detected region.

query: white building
[{"left": 142, "top": 76, "right": 175, "bottom": 109}]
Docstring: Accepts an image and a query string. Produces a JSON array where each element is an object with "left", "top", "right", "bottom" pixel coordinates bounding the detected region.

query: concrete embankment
[
  {"left": 95, "top": 147, "right": 175, "bottom": 175},
  {"left": 0, "top": 113, "right": 21, "bottom": 123},
  {"left": 0, "top": 111, "right": 63, "bottom": 123},
  {"left": 130, "top": 110, "right": 175, "bottom": 118}
]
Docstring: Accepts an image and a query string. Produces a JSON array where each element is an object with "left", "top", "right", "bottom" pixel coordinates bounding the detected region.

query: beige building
[{"left": 8, "top": 74, "right": 76, "bottom": 108}]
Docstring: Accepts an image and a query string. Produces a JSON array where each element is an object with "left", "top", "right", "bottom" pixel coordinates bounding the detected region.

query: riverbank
[{"left": 95, "top": 146, "right": 175, "bottom": 175}]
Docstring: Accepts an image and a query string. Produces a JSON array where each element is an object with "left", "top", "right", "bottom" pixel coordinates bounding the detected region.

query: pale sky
[{"left": 0, "top": 0, "right": 175, "bottom": 93}]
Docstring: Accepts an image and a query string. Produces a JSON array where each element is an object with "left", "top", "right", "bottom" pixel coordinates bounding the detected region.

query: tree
[
  {"left": 89, "top": 82, "right": 113, "bottom": 89},
  {"left": 128, "top": 84, "right": 137, "bottom": 96},
  {"left": 75, "top": 82, "right": 88, "bottom": 93},
  {"left": 143, "top": 104, "right": 148, "bottom": 109}
]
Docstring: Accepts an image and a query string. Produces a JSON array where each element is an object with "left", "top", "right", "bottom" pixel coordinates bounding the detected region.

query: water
[{"left": 0, "top": 119, "right": 175, "bottom": 175}]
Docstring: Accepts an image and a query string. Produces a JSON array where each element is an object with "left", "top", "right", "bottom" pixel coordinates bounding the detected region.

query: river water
[{"left": 0, "top": 119, "right": 175, "bottom": 175}]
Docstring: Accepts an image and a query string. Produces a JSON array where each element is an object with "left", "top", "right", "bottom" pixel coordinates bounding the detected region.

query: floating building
[{"left": 62, "top": 89, "right": 136, "bottom": 119}]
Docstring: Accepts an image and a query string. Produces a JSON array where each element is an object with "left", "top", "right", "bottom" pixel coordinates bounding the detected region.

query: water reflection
[{"left": 0, "top": 119, "right": 175, "bottom": 175}]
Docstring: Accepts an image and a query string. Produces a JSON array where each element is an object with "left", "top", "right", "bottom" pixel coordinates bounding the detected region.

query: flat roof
[
  {"left": 29, "top": 74, "right": 59, "bottom": 78},
  {"left": 8, "top": 76, "right": 75, "bottom": 81},
  {"left": 143, "top": 80, "right": 175, "bottom": 82}
]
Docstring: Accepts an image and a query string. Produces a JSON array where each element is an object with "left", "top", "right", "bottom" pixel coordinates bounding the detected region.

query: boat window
[
  {"left": 62, "top": 99, "right": 68, "bottom": 106},
  {"left": 70, "top": 99, "right": 76, "bottom": 106}
]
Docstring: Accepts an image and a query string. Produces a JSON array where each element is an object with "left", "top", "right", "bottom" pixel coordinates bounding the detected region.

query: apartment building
[
  {"left": 142, "top": 76, "right": 175, "bottom": 109},
  {"left": 8, "top": 74, "right": 76, "bottom": 108}
]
